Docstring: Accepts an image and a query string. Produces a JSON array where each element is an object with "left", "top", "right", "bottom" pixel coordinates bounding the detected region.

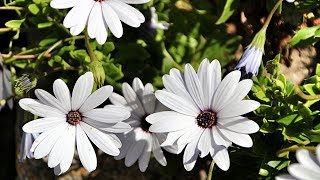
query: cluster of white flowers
[{"left": 20, "top": 59, "right": 260, "bottom": 174}]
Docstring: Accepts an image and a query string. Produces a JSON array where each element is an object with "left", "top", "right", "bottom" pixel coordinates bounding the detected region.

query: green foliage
[{"left": 215, "top": 0, "right": 238, "bottom": 25}]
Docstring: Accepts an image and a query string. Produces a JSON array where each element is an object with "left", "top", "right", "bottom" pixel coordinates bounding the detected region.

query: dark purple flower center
[
  {"left": 196, "top": 110, "right": 217, "bottom": 128},
  {"left": 66, "top": 111, "right": 82, "bottom": 126}
]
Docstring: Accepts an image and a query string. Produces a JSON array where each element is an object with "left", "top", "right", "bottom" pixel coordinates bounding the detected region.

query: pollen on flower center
[
  {"left": 141, "top": 115, "right": 152, "bottom": 132},
  {"left": 66, "top": 111, "right": 82, "bottom": 125},
  {"left": 196, "top": 110, "right": 217, "bottom": 128}
]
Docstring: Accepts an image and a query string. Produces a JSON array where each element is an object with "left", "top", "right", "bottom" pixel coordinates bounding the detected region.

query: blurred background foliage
[{"left": 1, "top": 0, "right": 320, "bottom": 179}]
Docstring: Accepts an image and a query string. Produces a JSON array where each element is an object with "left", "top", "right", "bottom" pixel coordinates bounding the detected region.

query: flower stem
[
  {"left": 0, "top": 6, "right": 24, "bottom": 10},
  {"left": 84, "top": 30, "right": 97, "bottom": 63},
  {"left": 207, "top": 160, "right": 215, "bottom": 180},
  {"left": 161, "top": 42, "right": 184, "bottom": 71},
  {"left": 262, "top": 0, "right": 283, "bottom": 30},
  {"left": 277, "top": 145, "right": 316, "bottom": 156},
  {"left": 294, "top": 85, "right": 320, "bottom": 100}
]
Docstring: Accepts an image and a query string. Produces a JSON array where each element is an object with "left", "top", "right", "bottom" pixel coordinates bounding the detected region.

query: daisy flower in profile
[
  {"left": 235, "top": 29, "right": 265, "bottom": 77},
  {"left": 19, "top": 72, "right": 131, "bottom": 175},
  {"left": 109, "top": 78, "right": 174, "bottom": 172},
  {"left": 147, "top": 59, "right": 260, "bottom": 171},
  {"left": 276, "top": 145, "right": 320, "bottom": 180},
  {"left": 50, "top": 0, "right": 149, "bottom": 45},
  {"left": 150, "top": 7, "right": 170, "bottom": 30},
  {"left": 19, "top": 132, "right": 39, "bottom": 162}
]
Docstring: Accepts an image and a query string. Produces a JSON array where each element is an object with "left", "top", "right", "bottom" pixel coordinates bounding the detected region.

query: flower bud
[{"left": 89, "top": 60, "right": 105, "bottom": 87}]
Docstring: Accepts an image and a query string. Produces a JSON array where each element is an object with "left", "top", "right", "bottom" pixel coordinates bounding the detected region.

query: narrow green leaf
[{"left": 215, "top": 0, "right": 238, "bottom": 25}]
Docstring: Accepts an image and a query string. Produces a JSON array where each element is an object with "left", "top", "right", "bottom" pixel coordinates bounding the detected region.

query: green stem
[
  {"left": 84, "top": 30, "right": 97, "bottom": 63},
  {"left": 294, "top": 85, "right": 320, "bottom": 100},
  {"left": 0, "top": 6, "right": 23, "bottom": 10},
  {"left": 207, "top": 160, "right": 215, "bottom": 180},
  {"left": 277, "top": 145, "right": 316, "bottom": 156},
  {"left": 161, "top": 42, "right": 184, "bottom": 71},
  {"left": 262, "top": 0, "right": 283, "bottom": 30}
]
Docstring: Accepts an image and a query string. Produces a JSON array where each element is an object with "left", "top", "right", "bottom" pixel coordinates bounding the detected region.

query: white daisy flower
[
  {"left": 276, "top": 145, "right": 320, "bottom": 180},
  {"left": 146, "top": 59, "right": 260, "bottom": 171},
  {"left": 150, "top": 7, "right": 170, "bottom": 30},
  {"left": 109, "top": 77, "right": 175, "bottom": 172},
  {"left": 235, "top": 45, "right": 263, "bottom": 77},
  {"left": 19, "top": 132, "right": 39, "bottom": 162},
  {"left": 286, "top": 0, "right": 295, "bottom": 3},
  {"left": 50, "top": 0, "right": 149, "bottom": 45},
  {"left": 20, "top": 72, "right": 131, "bottom": 175}
]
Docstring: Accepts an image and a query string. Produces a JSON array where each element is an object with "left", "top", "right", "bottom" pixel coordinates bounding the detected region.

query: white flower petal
[
  {"left": 125, "top": 138, "right": 146, "bottom": 167},
  {"left": 27, "top": 103, "right": 65, "bottom": 118},
  {"left": 218, "top": 100, "right": 260, "bottom": 118},
  {"left": 138, "top": 135, "right": 152, "bottom": 172},
  {"left": 197, "top": 129, "right": 212, "bottom": 158},
  {"left": 87, "top": 2, "right": 100, "bottom": 39},
  {"left": 155, "top": 90, "right": 199, "bottom": 116},
  {"left": 53, "top": 79, "right": 71, "bottom": 112},
  {"left": 177, "top": 126, "right": 202, "bottom": 146},
  {"left": 152, "top": 134, "right": 167, "bottom": 166},
  {"left": 142, "top": 83, "right": 156, "bottom": 114},
  {"left": 59, "top": 125, "right": 76, "bottom": 174},
  {"left": 183, "top": 135, "right": 201, "bottom": 171},
  {"left": 212, "top": 147, "right": 230, "bottom": 171},
  {"left": 275, "top": 174, "right": 298, "bottom": 180},
  {"left": 76, "top": 125, "right": 97, "bottom": 172},
  {"left": 122, "top": 82, "right": 145, "bottom": 117},
  {"left": 48, "top": 132, "right": 66, "bottom": 168},
  {"left": 148, "top": 112, "right": 195, "bottom": 133},
  {"left": 218, "top": 116, "right": 259, "bottom": 134},
  {"left": 100, "top": 122, "right": 132, "bottom": 133},
  {"left": 296, "top": 149, "right": 320, "bottom": 171},
  {"left": 211, "top": 71, "right": 241, "bottom": 111},
  {"left": 211, "top": 127, "right": 232, "bottom": 147},
  {"left": 70, "top": 1, "right": 95, "bottom": 35},
  {"left": 102, "top": 2, "right": 123, "bottom": 38},
  {"left": 80, "top": 122, "right": 120, "bottom": 156},
  {"left": 109, "top": 92, "right": 127, "bottom": 106},
  {"left": 118, "top": 0, "right": 150, "bottom": 4},
  {"left": 35, "top": 89, "right": 68, "bottom": 114},
  {"left": 288, "top": 164, "right": 320, "bottom": 180},
  {"left": 228, "top": 79, "right": 253, "bottom": 103},
  {"left": 19, "top": 98, "right": 41, "bottom": 111},
  {"left": 317, "top": 145, "right": 320, "bottom": 163},
  {"left": 161, "top": 127, "right": 191, "bottom": 147},
  {"left": 33, "top": 123, "right": 68, "bottom": 159},
  {"left": 115, "top": 130, "right": 135, "bottom": 160},
  {"left": 218, "top": 128, "right": 253, "bottom": 148},
  {"left": 84, "top": 106, "right": 130, "bottom": 123},
  {"left": 184, "top": 64, "right": 205, "bottom": 110},
  {"left": 71, "top": 72, "right": 94, "bottom": 111},
  {"left": 79, "top": 85, "right": 113, "bottom": 113},
  {"left": 163, "top": 70, "right": 194, "bottom": 104},
  {"left": 22, "top": 117, "right": 65, "bottom": 133},
  {"left": 108, "top": 134, "right": 122, "bottom": 148},
  {"left": 50, "top": 0, "right": 77, "bottom": 9},
  {"left": 107, "top": 0, "right": 141, "bottom": 27}
]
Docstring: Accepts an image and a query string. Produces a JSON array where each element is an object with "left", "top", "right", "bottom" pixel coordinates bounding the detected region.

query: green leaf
[
  {"left": 101, "top": 42, "right": 115, "bottom": 55},
  {"left": 215, "top": 0, "right": 238, "bottom": 25},
  {"left": 37, "top": 22, "right": 54, "bottom": 28},
  {"left": 28, "top": 4, "right": 40, "bottom": 15},
  {"left": 289, "top": 25, "right": 320, "bottom": 46},
  {"left": 104, "top": 63, "right": 124, "bottom": 81},
  {"left": 39, "top": 38, "right": 58, "bottom": 47},
  {"left": 277, "top": 113, "right": 301, "bottom": 126},
  {"left": 69, "top": 50, "right": 89, "bottom": 62},
  {"left": 5, "top": 19, "right": 25, "bottom": 29}
]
